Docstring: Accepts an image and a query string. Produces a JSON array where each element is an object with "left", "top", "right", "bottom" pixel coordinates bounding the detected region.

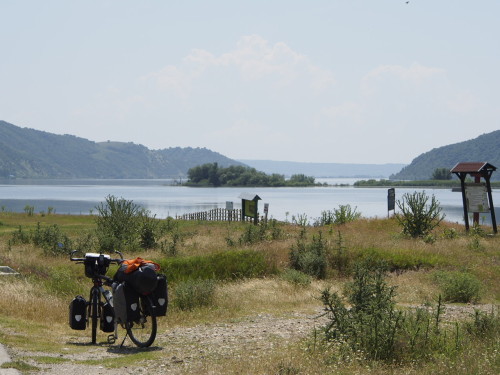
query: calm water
[{"left": 0, "top": 178, "right": 498, "bottom": 226}]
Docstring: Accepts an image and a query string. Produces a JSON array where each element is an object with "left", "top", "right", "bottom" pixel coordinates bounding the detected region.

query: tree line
[{"left": 185, "top": 163, "right": 320, "bottom": 187}]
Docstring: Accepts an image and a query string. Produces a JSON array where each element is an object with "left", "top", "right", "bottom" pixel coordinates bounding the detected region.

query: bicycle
[{"left": 69, "top": 250, "right": 159, "bottom": 347}]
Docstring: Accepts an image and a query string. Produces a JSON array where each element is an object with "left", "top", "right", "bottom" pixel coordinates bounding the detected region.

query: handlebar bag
[
  {"left": 112, "top": 282, "right": 140, "bottom": 324},
  {"left": 69, "top": 295, "right": 87, "bottom": 330}
]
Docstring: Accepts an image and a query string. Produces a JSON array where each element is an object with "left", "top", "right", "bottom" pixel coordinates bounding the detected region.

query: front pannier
[
  {"left": 151, "top": 274, "right": 168, "bottom": 317},
  {"left": 69, "top": 295, "right": 87, "bottom": 330},
  {"left": 100, "top": 302, "right": 115, "bottom": 332},
  {"left": 113, "top": 282, "right": 140, "bottom": 324}
]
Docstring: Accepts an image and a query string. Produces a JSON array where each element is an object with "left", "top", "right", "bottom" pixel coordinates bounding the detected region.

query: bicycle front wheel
[
  {"left": 90, "top": 288, "right": 99, "bottom": 344},
  {"left": 126, "top": 296, "right": 157, "bottom": 347}
]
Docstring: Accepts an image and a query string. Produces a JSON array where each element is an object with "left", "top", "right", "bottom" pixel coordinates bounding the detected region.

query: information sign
[{"left": 465, "top": 183, "right": 490, "bottom": 213}]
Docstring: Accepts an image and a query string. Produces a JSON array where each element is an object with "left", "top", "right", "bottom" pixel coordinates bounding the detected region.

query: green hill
[
  {"left": 390, "top": 130, "right": 500, "bottom": 181},
  {"left": 0, "top": 120, "right": 244, "bottom": 179}
]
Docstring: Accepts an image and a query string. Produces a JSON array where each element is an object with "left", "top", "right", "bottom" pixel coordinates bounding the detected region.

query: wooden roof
[{"left": 450, "top": 162, "right": 497, "bottom": 174}]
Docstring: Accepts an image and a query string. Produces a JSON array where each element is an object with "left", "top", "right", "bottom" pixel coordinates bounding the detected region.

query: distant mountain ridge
[
  {"left": 390, "top": 130, "right": 500, "bottom": 181},
  {"left": 0, "top": 120, "right": 244, "bottom": 178},
  {"left": 239, "top": 160, "right": 406, "bottom": 178}
]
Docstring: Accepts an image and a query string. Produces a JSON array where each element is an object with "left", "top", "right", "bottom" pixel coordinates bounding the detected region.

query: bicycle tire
[
  {"left": 90, "top": 288, "right": 99, "bottom": 344},
  {"left": 126, "top": 296, "right": 157, "bottom": 347}
]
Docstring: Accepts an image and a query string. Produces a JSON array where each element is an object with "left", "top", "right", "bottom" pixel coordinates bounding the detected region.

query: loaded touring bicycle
[{"left": 69, "top": 250, "right": 168, "bottom": 347}]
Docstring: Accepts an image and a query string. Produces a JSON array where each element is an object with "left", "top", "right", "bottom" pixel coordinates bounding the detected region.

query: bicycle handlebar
[{"left": 69, "top": 249, "right": 124, "bottom": 264}]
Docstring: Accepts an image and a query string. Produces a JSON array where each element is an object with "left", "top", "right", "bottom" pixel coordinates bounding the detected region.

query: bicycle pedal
[{"left": 107, "top": 334, "right": 116, "bottom": 344}]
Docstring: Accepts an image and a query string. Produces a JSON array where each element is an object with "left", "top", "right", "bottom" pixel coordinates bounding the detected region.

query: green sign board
[{"left": 244, "top": 199, "right": 256, "bottom": 218}]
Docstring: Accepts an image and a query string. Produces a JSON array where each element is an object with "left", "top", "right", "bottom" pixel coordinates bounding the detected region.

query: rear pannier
[
  {"left": 114, "top": 258, "right": 160, "bottom": 295},
  {"left": 69, "top": 295, "right": 87, "bottom": 330},
  {"left": 113, "top": 282, "right": 140, "bottom": 324},
  {"left": 151, "top": 274, "right": 168, "bottom": 317}
]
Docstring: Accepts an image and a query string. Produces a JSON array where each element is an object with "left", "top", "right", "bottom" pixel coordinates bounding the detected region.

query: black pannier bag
[
  {"left": 69, "top": 295, "right": 87, "bottom": 330},
  {"left": 151, "top": 274, "right": 168, "bottom": 317},
  {"left": 114, "top": 262, "right": 158, "bottom": 295},
  {"left": 113, "top": 282, "right": 140, "bottom": 324},
  {"left": 100, "top": 302, "right": 115, "bottom": 332}
]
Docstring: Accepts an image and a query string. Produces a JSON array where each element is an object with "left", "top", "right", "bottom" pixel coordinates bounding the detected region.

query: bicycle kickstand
[{"left": 120, "top": 332, "right": 129, "bottom": 348}]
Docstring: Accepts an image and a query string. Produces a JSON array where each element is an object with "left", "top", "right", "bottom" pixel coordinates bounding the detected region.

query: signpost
[{"left": 387, "top": 188, "right": 395, "bottom": 217}]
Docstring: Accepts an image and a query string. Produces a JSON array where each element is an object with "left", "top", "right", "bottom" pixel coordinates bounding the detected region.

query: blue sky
[{"left": 1, "top": 0, "right": 499, "bottom": 164}]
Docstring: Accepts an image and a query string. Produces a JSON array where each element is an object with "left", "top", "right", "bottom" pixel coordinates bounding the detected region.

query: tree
[
  {"left": 432, "top": 168, "right": 452, "bottom": 180},
  {"left": 95, "top": 195, "right": 149, "bottom": 251}
]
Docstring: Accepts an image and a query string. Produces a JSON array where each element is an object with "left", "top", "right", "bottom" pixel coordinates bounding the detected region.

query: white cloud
[
  {"left": 146, "top": 35, "right": 335, "bottom": 94},
  {"left": 361, "top": 63, "right": 446, "bottom": 96}
]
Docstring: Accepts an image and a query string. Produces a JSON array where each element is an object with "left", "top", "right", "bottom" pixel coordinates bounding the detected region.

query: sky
[{"left": 1, "top": 0, "right": 499, "bottom": 164}]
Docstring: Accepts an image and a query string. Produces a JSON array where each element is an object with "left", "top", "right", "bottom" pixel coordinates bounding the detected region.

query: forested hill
[
  {"left": 0, "top": 120, "right": 244, "bottom": 179},
  {"left": 390, "top": 130, "right": 500, "bottom": 181}
]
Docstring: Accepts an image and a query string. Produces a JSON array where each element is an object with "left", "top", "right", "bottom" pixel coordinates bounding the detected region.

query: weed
[
  {"left": 174, "top": 279, "right": 216, "bottom": 311},
  {"left": 315, "top": 204, "right": 361, "bottom": 226},
  {"left": 442, "top": 227, "right": 458, "bottom": 239},
  {"left": 434, "top": 271, "right": 482, "bottom": 303},
  {"left": 328, "top": 230, "right": 350, "bottom": 276},
  {"left": 290, "top": 231, "right": 328, "bottom": 279},
  {"left": 280, "top": 268, "right": 312, "bottom": 287}
]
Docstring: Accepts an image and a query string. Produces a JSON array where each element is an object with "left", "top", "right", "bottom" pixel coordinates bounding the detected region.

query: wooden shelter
[{"left": 450, "top": 162, "right": 497, "bottom": 233}]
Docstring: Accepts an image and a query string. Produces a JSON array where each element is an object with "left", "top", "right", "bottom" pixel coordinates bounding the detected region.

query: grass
[{"left": 0, "top": 211, "right": 498, "bottom": 373}]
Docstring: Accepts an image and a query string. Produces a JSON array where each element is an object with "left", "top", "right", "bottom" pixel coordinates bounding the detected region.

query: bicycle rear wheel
[{"left": 126, "top": 296, "right": 157, "bottom": 347}]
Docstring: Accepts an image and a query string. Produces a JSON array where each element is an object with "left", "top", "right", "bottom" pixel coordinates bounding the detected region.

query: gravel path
[
  {"left": 3, "top": 304, "right": 496, "bottom": 374},
  {"left": 5, "top": 311, "right": 329, "bottom": 375}
]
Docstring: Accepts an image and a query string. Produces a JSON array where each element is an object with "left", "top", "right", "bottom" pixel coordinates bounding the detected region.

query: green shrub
[
  {"left": 464, "top": 307, "right": 500, "bottom": 338},
  {"left": 321, "top": 258, "right": 401, "bottom": 361},
  {"left": 32, "top": 223, "right": 72, "bottom": 256},
  {"left": 328, "top": 231, "right": 350, "bottom": 276},
  {"left": 280, "top": 268, "right": 312, "bottom": 287},
  {"left": 95, "top": 195, "right": 144, "bottom": 251},
  {"left": 396, "top": 191, "right": 445, "bottom": 238},
  {"left": 315, "top": 204, "right": 361, "bottom": 226},
  {"left": 238, "top": 223, "right": 267, "bottom": 245},
  {"left": 174, "top": 279, "right": 216, "bottom": 311},
  {"left": 289, "top": 232, "right": 328, "bottom": 279},
  {"left": 434, "top": 271, "right": 482, "bottom": 303},
  {"left": 320, "top": 260, "right": 477, "bottom": 363}
]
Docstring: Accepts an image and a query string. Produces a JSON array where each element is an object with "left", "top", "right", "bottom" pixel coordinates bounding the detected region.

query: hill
[
  {"left": 390, "top": 130, "right": 500, "bottom": 181},
  {"left": 0, "top": 120, "right": 244, "bottom": 179},
  {"left": 239, "top": 160, "right": 406, "bottom": 178}
]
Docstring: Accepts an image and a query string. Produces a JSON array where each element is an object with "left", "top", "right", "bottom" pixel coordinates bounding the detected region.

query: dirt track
[{"left": 4, "top": 304, "right": 496, "bottom": 374}]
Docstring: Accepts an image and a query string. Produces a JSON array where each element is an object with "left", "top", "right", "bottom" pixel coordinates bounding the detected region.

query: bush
[
  {"left": 289, "top": 232, "right": 328, "bottom": 279},
  {"left": 320, "top": 258, "right": 401, "bottom": 361},
  {"left": 280, "top": 269, "right": 312, "bottom": 287},
  {"left": 396, "top": 191, "right": 445, "bottom": 238},
  {"left": 434, "top": 271, "right": 482, "bottom": 303},
  {"left": 320, "top": 259, "right": 482, "bottom": 363},
  {"left": 95, "top": 195, "right": 160, "bottom": 251},
  {"left": 174, "top": 279, "right": 216, "bottom": 311},
  {"left": 315, "top": 204, "right": 361, "bottom": 226}
]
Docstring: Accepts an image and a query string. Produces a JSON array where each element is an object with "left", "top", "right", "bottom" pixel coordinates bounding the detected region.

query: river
[{"left": 0, "top": 178, "right": 498, "bottom": 226}]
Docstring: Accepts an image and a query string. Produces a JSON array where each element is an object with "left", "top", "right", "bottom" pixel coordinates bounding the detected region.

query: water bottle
[{"left": 103, "top": 289, "right": 113, "bottom": 307}]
